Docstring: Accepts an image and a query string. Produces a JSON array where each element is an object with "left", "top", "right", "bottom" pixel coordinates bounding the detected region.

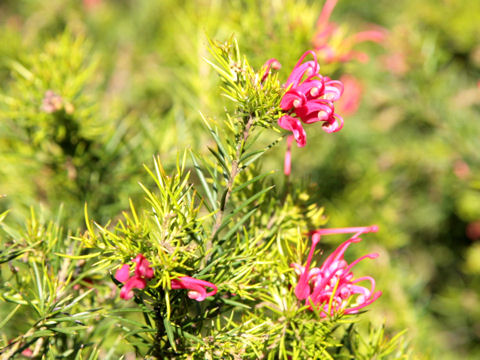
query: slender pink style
[
  {"left": 171, "top": 276, "right": 218, "bottom": 301},
  {"left": 284, "top": 135, "right": 294, "bottom": 176},
  {"left": 261, "top": 58, "right": 282, "bottom": 83}
]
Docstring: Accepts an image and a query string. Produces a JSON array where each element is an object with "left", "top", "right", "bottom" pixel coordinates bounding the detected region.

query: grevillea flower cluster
[
  {"left": 115, "top": 254, "right": 155, "bottom": 300},
  {"left": 292, "top": 226, "right": 382, "bottom": 317},
  {"left": 278, "top": 50, "right": 344, "bottom": 148},
  {"left": 313, "top": 0, "right": 386, "bottom": 64},
  {"left": 115, "top": 254, "right": 217, "bottom": 302}
]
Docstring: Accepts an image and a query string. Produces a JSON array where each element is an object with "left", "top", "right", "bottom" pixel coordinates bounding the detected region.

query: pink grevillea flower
[
  {"left": 292, "top": 225, "right": 381, "bottom": 317},
  {"left": 313, "top": 0, "right": 387, "bottom": 65},
  {"left": 278, "top": 50, "right": 344, "bottom": 147},
  {"left": 171, "top": 276, "right": 218, "bottom": 301},
  {"left": 133, "top": 254, "right": 155, "bottom": 279},
  {"left": 115, "top": 254, "right": 154, "bottom": 300},
  {"left": 115, "top": 264, "right": 130, "bottom": 283}
]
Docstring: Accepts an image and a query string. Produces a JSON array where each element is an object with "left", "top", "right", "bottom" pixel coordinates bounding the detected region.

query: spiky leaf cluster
[
  {"left": 0, "top": 210, "right": 109, "bottom": 359},
  {"left": 206, "top": 38, "right": 284, "bottom": 128}
]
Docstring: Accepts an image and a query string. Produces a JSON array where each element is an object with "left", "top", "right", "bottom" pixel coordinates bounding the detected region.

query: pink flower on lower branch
[
  {"left": 292, "top": 226, "right": 382, "bottom": 317},
  {"left": 119, "top": 276, "right": 147, "bottom": 300},
  {"left": 171, "top": 276, "right": 218, "bottom": 301},
  {"left": 115, "top": 255, "right": 218, "bottom": 302},
  {"left": 133, "top": 254, "right": 155, "bottom": 279},
  {"left": 115, "top": 254, "right": 154, "bottom": 300}
]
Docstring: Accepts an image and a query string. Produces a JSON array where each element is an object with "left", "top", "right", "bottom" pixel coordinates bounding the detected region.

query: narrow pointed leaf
[
  {"left": 191, "top": 152, "right": 217, "bottom": 210},
  {"left": 163, "top": 318, "right": 178, "bottom": 352},
  {"left": 215, "top": 186, "right": 274, "bottom": 237}
]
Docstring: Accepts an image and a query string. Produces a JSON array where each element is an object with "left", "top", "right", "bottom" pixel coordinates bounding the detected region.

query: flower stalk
[{"left": 210, "top": 115, "right": 255, "bottom": 245}]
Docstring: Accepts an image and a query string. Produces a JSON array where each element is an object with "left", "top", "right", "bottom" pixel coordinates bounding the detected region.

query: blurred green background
[{"left": 1, "top": 0, "right": 479, "bottom": 358}]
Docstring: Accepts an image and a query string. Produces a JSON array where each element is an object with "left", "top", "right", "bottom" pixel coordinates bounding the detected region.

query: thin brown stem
[{"left": 206, "top": 116, "right": 254, "bottom": 255}]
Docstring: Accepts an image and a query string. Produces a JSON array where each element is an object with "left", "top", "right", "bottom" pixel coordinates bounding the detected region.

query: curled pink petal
[
  {"left": 134, "top": 254, "right": 154, "bottom": 279},
  {"left": 324, "top": 79, "right": 344, "bottom": 101},
  {"left": 285, "top": 51, "right": 319, "bottom": 87},
  {"left": 187, "top": 289, "right": 205, "bottom": 301},
  {"left": 280, "top": 89, "right": 307, "bottom": 110},
  {"left": 322, "top": 114, "right": 343, "bottom": 133},
  {"left": 297, "top": 79, "right": 326, "bottom": 99},
  {"left": 171, "top": 276, "right": 217, "bottom": 301},
  {"left": 278, "top": 116, "right": 307, "bottom": 148},
  {"left": 115, "top": 264, "right": 131, "bottom": 283},
  {"left": 120, "top": 276, "right": 146, "bottom": 300},
  {"left": 263, "top": 58, "right": 282, "bottom": 71},
  {"left": 295, "top": 99, "right": 334, "bottom": 124}
]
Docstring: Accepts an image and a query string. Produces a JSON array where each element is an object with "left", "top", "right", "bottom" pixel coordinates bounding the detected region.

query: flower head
[
  {"left": 133, "top": 254, "right": 154, "bottom": 279},
  {"left": 292, "top": 226, "right": 381, "bottom": 317},
  {"left": 313, "top": 0, "right": 387, "bottom": 65},
  {"left": 278, "top": 51, "right": 344, "bottom": 147},
  {"left": 115, "top": 254, "right": 154, "bottom": 300}
]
